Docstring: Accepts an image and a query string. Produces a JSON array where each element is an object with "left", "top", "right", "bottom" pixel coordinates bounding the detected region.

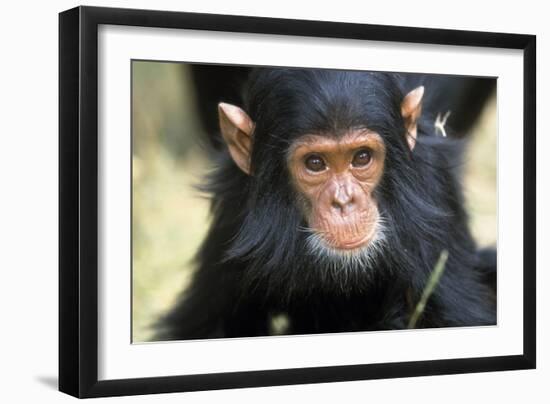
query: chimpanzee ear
[
  {"left": 218, "top": 102, "right": 255, "bottom": 174},
  {"left": 400, "top": 86, "right": 424, "bottom": 151}
]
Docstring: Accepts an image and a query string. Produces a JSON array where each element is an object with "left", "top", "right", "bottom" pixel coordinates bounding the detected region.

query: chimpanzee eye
[
  {"left": 305, "top": 154, "right": 326, "bottom": 172},
  {"left": 352, "top": 149, "right": 372, "bottom": 167}
]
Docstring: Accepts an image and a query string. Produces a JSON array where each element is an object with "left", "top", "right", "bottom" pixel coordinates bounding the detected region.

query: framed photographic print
[{"left": 59, "top": 5, "right": 536, "bottom": 398}]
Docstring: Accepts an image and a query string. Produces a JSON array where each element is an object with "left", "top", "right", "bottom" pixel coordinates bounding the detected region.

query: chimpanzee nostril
[{"left": 331, "top": 201, "right": 343, "bottom": 211}]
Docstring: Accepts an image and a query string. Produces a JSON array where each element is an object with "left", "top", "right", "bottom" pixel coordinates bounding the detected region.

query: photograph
[{"left": 131, "top": 62, "right": 498, "bottom": 343}]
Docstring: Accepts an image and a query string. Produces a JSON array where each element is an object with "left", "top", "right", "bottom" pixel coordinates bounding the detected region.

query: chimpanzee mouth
[
  {"left": 308, "top": 208, "right": 382, "bottom": 253},
  {"left": 302, "top": 216, "right": 387, "bottom": 271},
  {"left": 314, "top": 215, "right": 382, "bottom": 252}
]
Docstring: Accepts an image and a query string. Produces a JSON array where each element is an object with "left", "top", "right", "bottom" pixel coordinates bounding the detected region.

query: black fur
[{"left": 156, "top": 68, "right": 496, "bottom": 340}]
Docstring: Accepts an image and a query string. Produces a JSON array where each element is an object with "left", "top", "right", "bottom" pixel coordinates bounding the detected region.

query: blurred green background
[{"left": 131, "top": 61, "right": 497, "bottom": 342}]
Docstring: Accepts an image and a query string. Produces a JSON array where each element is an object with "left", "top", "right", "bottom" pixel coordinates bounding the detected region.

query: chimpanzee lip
[{"left": 330, "top": 235, "right": 371, "bottom": 250}]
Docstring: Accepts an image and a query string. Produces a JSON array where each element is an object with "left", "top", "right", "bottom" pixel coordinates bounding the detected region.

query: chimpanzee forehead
[
  {"left": 291, "top": 129, "right": 381, "bottom": 150},
  {"left": 288, "top": 129, "right": 386, "bottom": 164}
]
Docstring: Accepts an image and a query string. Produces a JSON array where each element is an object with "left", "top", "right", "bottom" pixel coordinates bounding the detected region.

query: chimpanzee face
[{"left": 286, "top": 129, "right": 385, "bottom": 251}]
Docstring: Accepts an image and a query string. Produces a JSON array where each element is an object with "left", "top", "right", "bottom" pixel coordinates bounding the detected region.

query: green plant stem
[{"left": 408, "top": 250, "right": 449, "bottom": 329}]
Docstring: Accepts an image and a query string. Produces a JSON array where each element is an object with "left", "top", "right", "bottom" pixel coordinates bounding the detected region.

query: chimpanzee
[{"left": 156, "top": 67, "right": 496, "bottom": 340}]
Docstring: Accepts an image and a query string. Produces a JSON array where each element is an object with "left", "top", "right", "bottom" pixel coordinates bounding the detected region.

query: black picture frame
[{"left": 59, "top": 5, "right": 536, "bottom": 398}]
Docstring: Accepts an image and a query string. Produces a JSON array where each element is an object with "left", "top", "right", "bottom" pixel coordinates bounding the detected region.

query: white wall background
[{"left": 0, "top": 1, "right": 546, "bottom": 403}]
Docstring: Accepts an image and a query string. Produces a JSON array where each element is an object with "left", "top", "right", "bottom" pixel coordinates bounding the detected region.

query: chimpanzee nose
[{"left": 331, "top": 185, "right": 355, "bottom": 215}]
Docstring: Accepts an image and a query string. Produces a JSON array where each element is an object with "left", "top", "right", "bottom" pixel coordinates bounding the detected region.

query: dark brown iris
[
  {"left": 352, "top": 149, "right": 372, "bottom": 167},
  {"left": 305, "top": 154, "right": 326, "bottom": 172}
]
